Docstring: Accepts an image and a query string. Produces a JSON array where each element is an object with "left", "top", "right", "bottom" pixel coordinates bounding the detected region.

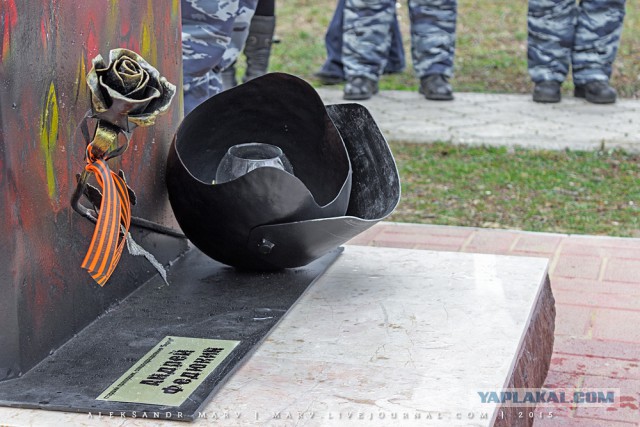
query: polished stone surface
[{"left": 0, "top": 246, "right": 551, "bottom": 426}]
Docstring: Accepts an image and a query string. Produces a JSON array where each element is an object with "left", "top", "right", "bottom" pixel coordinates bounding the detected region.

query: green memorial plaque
[{"left": 97, "top": 336, "right": 239, "bottom": 407}]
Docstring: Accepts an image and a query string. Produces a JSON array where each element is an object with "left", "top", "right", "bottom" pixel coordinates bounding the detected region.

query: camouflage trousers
[
  {"left": 528, "top": 0, "right": 626, "bottom": 85},
  {"left": 319, "top": 0, "right": 406, "bottom": 79},
  {"left": 182, "top": 0, "right": 258, "bottom": 115},
  {"left": 343, "top": 0, "right": 457, "bottom": 81}
]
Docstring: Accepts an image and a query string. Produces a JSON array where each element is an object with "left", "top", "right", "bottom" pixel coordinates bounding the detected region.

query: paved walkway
[
  {"left": 317, "top": 88, "right": 640, "bottom": 153},
  {"left": 324, "top": 89, "right": 640, "bottom": 425}
]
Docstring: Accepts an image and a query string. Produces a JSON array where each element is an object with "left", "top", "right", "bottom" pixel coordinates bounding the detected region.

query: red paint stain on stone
[
  {"left": 86, "top": 24, "right": 99, "bottom": 63},
  {"left": 1, "top": 0, "right": 18, "bottom": 61}
]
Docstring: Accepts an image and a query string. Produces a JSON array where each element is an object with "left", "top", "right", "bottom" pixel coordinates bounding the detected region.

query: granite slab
[{"left": 0, "top": 246, "right": 554, "bottom": 427}]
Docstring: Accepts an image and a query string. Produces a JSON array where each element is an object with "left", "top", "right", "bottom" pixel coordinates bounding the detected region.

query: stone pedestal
[
  {"left": 204, "top": 246, "right": 555, "bottom": 427},
  {"left": 0, "top": 246, "right": 555, "bottom": 426},
  {"left": 0, "top": 0, "right": 185, "bottom": 382}
]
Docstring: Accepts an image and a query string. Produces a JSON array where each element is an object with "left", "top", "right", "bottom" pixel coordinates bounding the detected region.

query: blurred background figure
[
  {"left": 314, "top": 0, "right": 405, "bottom": 85},
  {"left": 221, "top": 0, "right": 277, "bottom": 90},
  {"left": 342, "top": 0, "right": 457, "bottom": 101},
  {"left": 528, "top": 0, "right": 626, "bottom": 104},
  {"left": 181, "top": 0, "right": 258, "bottom": 115}
]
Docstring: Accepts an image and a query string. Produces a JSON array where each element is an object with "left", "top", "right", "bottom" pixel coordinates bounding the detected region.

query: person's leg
[
  {"left": 217, "top": 0, "right": 258, "bottom": 72},
  {"left": 410, "top": 0, "right": 457, "bottom": 100},
  {"left": 220, "top": 39, "right": 246, "bottom": 92},
  {"left": 182, "top": 0, "right": 241, "bottom": 114},
  {"left": 219, "top": 2, "right": 258, "bottom": 90},
  {"left": 342, "top": 0, "right": 395, "bottom": 99},
  {"left": 527, "top": 0, "right": 577, "bottom": 103},
  {"left": 243, "top": 0, "right": 276, "bottom": 82},
  {"left": 316, "top": 0, "right": 348, "bottom": 83},
  {"left": 319, "top": 0, "right": 403, "bottom": 83},
  {"left": 527, "top": 0, "right": 577, "bottom": 83},
  {"left": 385, "top": 11, "right": 406, "bottom": 74},
  {"left": 410, "top": 0, "right": 456, "bottom": 78},
  {"left": 571, "top": 0, "right": 625, "bottom": 103}
]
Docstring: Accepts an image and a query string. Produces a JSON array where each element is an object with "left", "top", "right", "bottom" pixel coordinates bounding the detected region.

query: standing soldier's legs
[
  {"left": 318, "top": 0, "right": 350, "bottom": 84},
  {"left": 343, "top": 0, "right": 395, "bottom": 80},
  {"left": 242, "top": 0, "right": 276, "bottom": 83},
  {"left": 182, "top": 0, "right": 239, "bottom": 114},
  {"left": 527, "top": 0, "right": 577, "bottom": 83},
  {"left": 409, "top": 0, "right": 457, "bottom": 79},
  {"left": 571, "top": 0, "right": 625, "bottom": 103},
  {"left": 410, "top": 0, "right": 457, "bottom": 100},
  {"left": 527, "top": 0, "right": 576, "bottom": 102},
  {"left": 182, "top": 0, "right": 257, "bottom": 114},
  {"left": 219, "top": 0, "right": 258, "bottom": 90},
  {"left": 572, "top": 0, "right": 625, "bottom": 85},
  {"left": 317, "top": 0, "right": 405, "bottom": 84},
  {"left": 342, "top": 0, "right": 395, "bottom": 99},
  {"left": 387, "top": 11, "right": 407, "bottom": 74}
]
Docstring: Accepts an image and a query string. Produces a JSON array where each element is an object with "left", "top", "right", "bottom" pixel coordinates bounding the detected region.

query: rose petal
[
  {"left": 129, "top": 86, "right": 161, "bottom": 115},
  {"left": 116, "top": 57, "right": 141, "bottom": 76},
  {"left": 108, "top": 49, "right": 161, "bottom": 82},
  {"left": 129, "top": 77, "right": 176, "bottom": 127},
  {"left": 114, "top": 58, "right": 144, "bottom": 94},
  {"left": 99, "top": 75, "right": 160, "bottom": 107},
  {"left": 124, "top": 69, "right": 150, "bottom": 100},
  {"left": 101, "top": 67, "right": 127, "bottom": 95},
  {"left": 86, "top": 54, "right": 111, "bottom": 113},
  {"left": 94, "top": 101, "right": 133, "bottom": 131}
]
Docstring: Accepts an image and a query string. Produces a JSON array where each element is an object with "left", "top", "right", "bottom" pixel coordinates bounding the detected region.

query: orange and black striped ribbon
[{"left": 81, "top": 159, "right": 131, "bottom": 286}]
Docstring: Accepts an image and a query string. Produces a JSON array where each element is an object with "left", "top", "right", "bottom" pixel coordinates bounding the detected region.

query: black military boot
[
  {"left": 419, "top": 74, "right": 453, "bottom": 101},
  {"left": 574, "top": 81, "right": 617, "bottom": 104},
  {"left": 533, "top": 81, "right": 561, "bottom": 103},
  {"left": 343, "top": 76, "right": 379, "bottom": 100},
  {"left": 243, "top": 15, "right": 276, "bottom": 82},
  {"left": 314, "top": 70, "right": 346, "bottom": 85}
]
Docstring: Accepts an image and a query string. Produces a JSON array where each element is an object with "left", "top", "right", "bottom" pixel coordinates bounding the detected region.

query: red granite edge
[{"left": 493, "top": 275, "right": 556, "bottom": 427}]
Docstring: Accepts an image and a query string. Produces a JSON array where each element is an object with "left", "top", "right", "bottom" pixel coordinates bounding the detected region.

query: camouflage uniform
[
  {"left": 319, "top": 0, "right": 405, "bottom": 80},
  {"left": 219, "top": 5, "right": 255, "bottom": 77},
  {"left": 182, "top": 0, "right": 258, "bottom": 115},
  {"left": 528, "top": 0, "right": 626, "bottom": 85},
  {"left": 342, "top": 0, "right": 457, "bottom": 82}
]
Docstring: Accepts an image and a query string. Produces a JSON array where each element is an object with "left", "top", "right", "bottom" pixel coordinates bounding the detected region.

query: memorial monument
[
  {"left": 0, "top": 0, "right": 186, "bottom": 383},
  {"left": 0, "top": 1, "right": 554, "bottom": 425}
]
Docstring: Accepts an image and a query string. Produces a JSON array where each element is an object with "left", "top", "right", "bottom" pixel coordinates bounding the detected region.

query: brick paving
[{"left": 346, "top": 222, "right": 640, "bottom": 426}]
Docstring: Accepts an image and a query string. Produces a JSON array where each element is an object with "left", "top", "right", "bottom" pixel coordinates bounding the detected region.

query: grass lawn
[
  {"left": 389, "top": 143, "right": 640, "bottom": 237},
  {"left": 266, "top": 1, "right": 640, "bottom": 237}
]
